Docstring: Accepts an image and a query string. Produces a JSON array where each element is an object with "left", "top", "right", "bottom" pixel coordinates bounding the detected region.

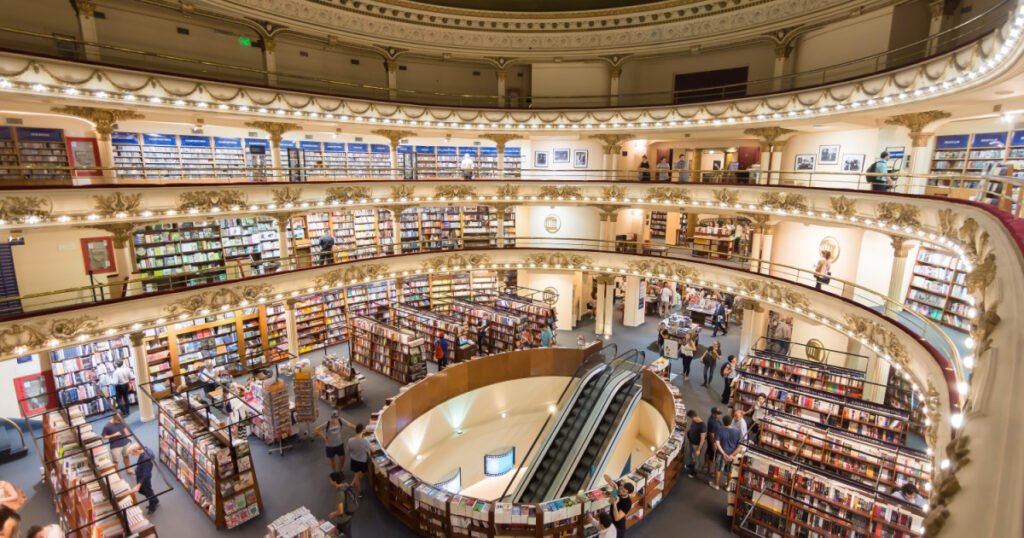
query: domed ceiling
[{"left": 392, "top": 0, "right": 668, "bottom": 12}]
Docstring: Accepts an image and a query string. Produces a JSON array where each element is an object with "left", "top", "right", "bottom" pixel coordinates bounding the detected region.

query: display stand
[
  {"left": 314, "top": 354, "right": 364, "bottom": 408},
  {"left": 256, "top": 378, "right": 294, "bottom": 455},
  {"left": 265, "top": 506, "right": 338, "bottom": 537}
]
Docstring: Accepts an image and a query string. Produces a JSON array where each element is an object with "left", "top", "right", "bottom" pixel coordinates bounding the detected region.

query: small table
[{"left": 315, "top": 366, "right": 364, "bottom": 409}]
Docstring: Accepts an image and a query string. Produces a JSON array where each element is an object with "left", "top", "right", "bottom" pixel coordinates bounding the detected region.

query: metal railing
[{"left": 0, "top": 0, "right": 1009, "bottom": 108}]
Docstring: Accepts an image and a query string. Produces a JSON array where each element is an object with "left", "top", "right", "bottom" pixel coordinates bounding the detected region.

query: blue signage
[
  {"left": 458, "top": 147, "right": 478, "bottom": 155},
  {"left": 179, "top": 135, "right": 211, "bottom": 147},
  {"left": 1012, "top": 131, "right": 1024, "bottom": 147},
  {"left": 280, "top": 140, "right": 296, "bottom": 149},
  {"left": 0, "top": 127, "right": 11, "bottom": 140},
  {"left": 323, "top": 142, "right": 346, "bottom": 152},
  {"left": 110, "top": 131, "right": 139, "bottom": 145},
  {"left": 479, "top": 147, "right": 498, "bottom": 156},
  {"left": 299, "top": 141, "right": 322, "bottom": 151},
  {"left": 935, "top": 134, "right": 970, "bottom": 150},
  {"left": 141, "top": 133, "right": 177, "bottom": 146},
  {"left": 16, "top": 127, "right": 63, "bottom": 142},
  {"left": 397, "top": 145, "right": 413, "bottom": 153},
  {"left": 437, "top": 146, "right": 457, "bottom": 155},
  {"left": 415, "top": 145, "right": 435, "bottom": 155},
  {"left": 505, "top": 147, "right": 521, "bottom": 156},
  {"left": 972, "top": 132, "right": 1008, "bottom": 148},
  {"left": 347, "top": 143, "right": 368, "bottom": 152},
  {"left": 245, "top": 138, "right": 269, "bottom": 147},
  {"left": 370, "top": 144, "right": 390, "bottom": 153},
  {"left": 213, "top": 137, "right": 242, "bottom": 148}
]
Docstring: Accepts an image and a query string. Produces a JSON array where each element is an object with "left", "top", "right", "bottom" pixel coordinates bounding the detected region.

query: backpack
[
  {"left": 865, "top": 161, "right": 884, "bottom": 183},
  {"left": 434, "top": 340, "right": 445, "bottom": 360},
  {"left": 343, "top": 484, "right": 359, "bottom": 515}
]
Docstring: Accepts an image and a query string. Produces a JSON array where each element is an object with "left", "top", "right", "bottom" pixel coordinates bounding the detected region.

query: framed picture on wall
[
  {"left": 65, "top": 137, "right": 102, "bottom": 177},
  {"left": 818, "top": 144, "right": 840, "bottom": 165},
  {"left": 534, "top": 151, "right": 550, "bottom": 167},
  {"left": 552, "top": 148, "right": 570, "bottom": 163},
  {"left": 841, "top": 154, "right": 865, "bottom": 172},
  {"left": 795, "top": 154, "right": 815, "bottom": 171},
  {"left": 80, "top": 236, "right": 116, "bottom": 275},
  {"left": 573, "top": 149, "right": 588, "bottom": 168}
]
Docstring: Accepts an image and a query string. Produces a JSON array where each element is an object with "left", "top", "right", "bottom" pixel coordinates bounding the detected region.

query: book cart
[
  {"left": 21, "top": 386, "right": 165, "bottom": 538},
  {"left": 364, "top": 360, "right": 687, "bottom": 537},
  {"left": 393, "top": 303, "right": 470, "bottom": 365},
  {"left": 147, "top": 386, "right": 265, "bottom": 530}
]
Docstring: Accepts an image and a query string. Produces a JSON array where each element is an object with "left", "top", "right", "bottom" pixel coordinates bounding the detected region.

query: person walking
[
  {"left": 638, "top": 155, "right": 651, "bottom": 181},
  {"left": 433, "top": 336, "right": 449, "bottom": 369},
  {"left": 866, "top": 151, "right": 895, "bottom": 191},
  {"left": 704, "top": 408, "right": 723, "bottom": 474},
  {"left": 720, "top": 355, "right": 738, "bottom": 404},
  {"left": 316, "top": 411, "right": 355, "bottom": 473},
  {"left": 347, "top": 424, "right": 371, "bottom": 498},
  {"left": 710, "top": 416, "right": 742, "bottom": 490},
  {"left": 328, "top": 471, "right": 354, "bottom": 536},
  {"left": 814, "top": 250, "right": 832, "bottom": 290},
  {"left": 711, "top": 301, "right": 728, "bottom": 337},
  {"left": 656, "top": 156, "right": 671, "bottom": 181},
  {"left": 683, "top": 410, "right": 706, "bottom": 478},
  {"left": 475, "top": 318, "right": 489, "bottom": 353},
  {"left": 127, "top": 444, "right": 159, "bottom": 513},
  {"left": 101, "top": 414, "right": 132, "bottom": 475},
  {"left": 679, "top": 332, "right": 696, "bottom": 381},
  {"left": 700, "top": 341, "right": 722, "bottom": 387},
  {"left": 112, "top": 361, "right": 132, "bottom": 416}
]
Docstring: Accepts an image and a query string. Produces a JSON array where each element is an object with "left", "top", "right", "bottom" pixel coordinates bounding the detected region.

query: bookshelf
[
  {"left": 323, "top": 288, "right": 350, "bottom": 345},
  {"left": 494, "top": 293, "right": 556, "bottom": 348},
  {"left": 415, "top": 146, "right": 437, "bottom": 176},
  {"left": 322, "top": 142, "right": 347, "bottom": 176},
  {"left": 401, "top": 275, "right": 432, "bottom": 308},
  {"left": 462, "top": 206, "right": 494, "bottom": 248},
  {"left": 392, "top": 304, "right": 468, "bottom": 364},
  {"left": 264, "top": 303, "right": 289, "bottom": 363},
  {"left": 350, "top": 317, "right": 426, "bottom": 383},
  {"left": 213, "top": 137, "right": 246, "bottom": 179},
  {"left": 903, "top": 245, "right": 971, "bottom": 332},
  {"left": 41, "top": 407, "right": 158, "bottom": 537},
  {"left": 740, "top": 352, "right": 866, "bottom": 399},
  {"left": 14, "top": 127, "right": 71, "bottom": 180},
  {"left": 346, "top": 143, "right": 371, "bottom": 178},
  {"left": 732, "top": 448, "right": 924, "bottom": 538},
  {"left": 448, "top": 298, "right": 522, "bottom": 354},
  {"left": 503, "top": 147, "right": 522, "bottom": 178},
  {"left": 478, "top": 146, "right": 499, "bottom": 178},
  {"left": 0, "top": 127, "right": 21, "bottom": 180},
  {"left": 927, "top": 131, "right": 1024, "bottom": 207},
  {"left": 371, "top": 144, "right": 392, "bottom": 177},
  {"left": 156, "top": 395, "right": 263, "bottom": 529},
  {"left": 345, "top": 280, "right": 395, "bottom": 323},
  {"left": 436, "top": 146, "right": 459, "bottom": 179},
  {"left": 294, "top": 294, "right": 327, "bottom": 354},
  {"left": 691, "top": 218, "right": 741, "bottom": 259},
  {"left": 50, "top": 336, "right": 134, "bottom": 416},
  {"left": 649, "top": 211, "right": 667, "bottom": 240},
  {"left": 734, "top": 375, "right": 912, "bottom": 446}
]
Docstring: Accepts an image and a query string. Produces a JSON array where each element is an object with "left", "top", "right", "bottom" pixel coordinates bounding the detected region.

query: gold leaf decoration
[
  {"left": 841, "top": 314, "right": 909, "bottom": 366},
  {"left": 645, "top": 187, "right": 693, "bottom": 204},
  {"left": 313, "top": 264, "right": 390, "bottom": 288},
  {"left": 177, "top": 190, "right": 248, "bottom": 212},
  {"left": 712, "top": 188, "right": 739, "bottom": 205},
  {"left": 733, "top": 278, "right": 810, "bottom": 310},
  {"left": 271, "top": 187, "right": 303, "bottom": 207},
  {"left": 937, "top": 208, "right": 957, "bottom": 238},
  {"left": 0, "top": 324, "right": 47, "bottom": 355},
  {"left": 434, "top": 185, "right": 477, "bottom": 199},
  {"left": 47, "top": 316, "right": 100, "bottom": 341},
  {"left": 969, "top": 301, "right": 1000, "bottom": 359},
  {"left": 538, "top": 185, "right": 583, "bottom": 199},
  {"left": 601, "top": 185, "right": 628, "bottom": 200},
  {"left": 421, "top": 253, "right": 492, "bottom": 271},
  {"left": 165, "top": 285, "right": 274, "bottom": 317},
  {"left": 390, "top": 184, "right": 416, "bottom": 200},
  {"left": 325, "top": 186, "right": 371, "bottom": 203},
  {"left": 625, "top": 260, "right": 699, "bottom": 281},
  {"left": 0, "top": 196, "right": 52, "bottom": 222},
  {"left": 965, "top": 253, "right": 996, "bottom": 297},
  {"left": 875, "top": 202, "right": 921, "bottom": 228},
  {"left": 521, "top": 252, "right": 591, "bottom": 268},
  {"left": 92, "top": 192, "right": 142, "bottom": 217},
  {"left": 759, "top": 192, "right": 808, "bottom": 212},
  {"left": 923, "top": 434, "right": 970, "bottom": 535},
  {"left": 496, "top": 184, "right": 520, "bottom": 198},
  {"left": 829, "top": 196, "right": 857, "bottom": 218}
]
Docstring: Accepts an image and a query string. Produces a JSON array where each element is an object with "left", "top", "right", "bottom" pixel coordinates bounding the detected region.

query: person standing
[
  {"left": 778, "top": 317, "right": 793, "bottom": 356},
  {"left": 710, "top": 415, "right": 742, "bottom": 490},
  {"left": 700, "top": 341, "right": 722, "bottom": 387},
  {"left": 112, "top": 361, "right": 132, "bottom": 416},
  {"left": 656, "top": 156, "right": 671, "bottom": 181},
  {"left": 127, "top": 444, "right": 159, "bottom": 513},
  {"left": 679, "top": 332, "right": 696, "bottom": 381},
  {"left": 638, "top": 155, "right": 651, "bottom": 181},
  {"left": 603, "top": 474, "right": 635, "bottom": 537},
  {"left": 866, "top": 151, "right": 894, "bottom": 191},
  {"left": 460, "top": 154, "right": 475, "bottom": 181},
  {"left": 674, "top": 155, "right": 689, "bottom": 182},
  {"left": 683, "top": 410, "right": 706, "bottom": 478},
  {"left": 658, "top": 283, "right": 673, "bottom": 318},
  {"left": 711, "top": 301, "right": 728, "bottom": 337},
  {"left": 743, "top": 393, "right": 769, "bottom": 439},
  {"left": 101, "top": 414, "right": 132, "bottom": 475},
  {"left": 433, "top": 336, "right": 450, "bottom": 369},
  {"left": 731, "top": 408, "right": 748, "bottom": 441},
  {"left": 475, "top": 318, "right": 489, "bottom": 353},
  {"left": 588, "top": 512, "right": 617, "bottom": 537},
  {"left": 540, "top": 324, "right": 555, "bottom": 347},
  {"left": 347, "top": 424, "right": 371, "bottom": 498},
  {"left": 328, "top": 471, "right": 353, "bottom": 536},
  {"left": 317, "top": 232, "right": 336, "bottom": 265},
  {"left": 0, "top": 507, "right": 20, "bottom": 538},
  {"left": 316, "top": 411, "right": 354, "bottom": 473},
  {"left": 720, "top": 355, "right": 738, "bottom": 404},
  {"left": 704, "top": 408, "right": 723, "bottom": 474},
  {"left": 814, "top": 250, "right": 832, "bottom": 291}
]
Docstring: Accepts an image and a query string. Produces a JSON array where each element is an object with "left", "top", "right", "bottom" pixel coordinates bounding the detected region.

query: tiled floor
[{"left": 3, "top": 306, "right": 740, "bottom": 537}]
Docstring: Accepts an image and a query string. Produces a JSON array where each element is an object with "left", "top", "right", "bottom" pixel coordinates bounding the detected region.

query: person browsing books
[
  {"left": 101, "top": 414, "right": 132, "bottom": 475},
  {"left": 588, "top": 511, "right": 617, "bottom": 537},
  {"left": 603, "top": 474, "right": 634, "bottom": 536},
  {"left": 127, "top": 444, "right": 159, "bottom": 513}
]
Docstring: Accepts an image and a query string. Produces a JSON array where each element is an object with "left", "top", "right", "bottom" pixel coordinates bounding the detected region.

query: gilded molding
[
  {"left": 0, "top": 316, "right": 101, "bottom": 355},
  {"left": 0, "top": 196, "right": 52, "bottom": 222},
  {"left": 0, "top": 325, "right": 46, "bottom": 356},
  {"left": 743, "top": 127, "right": 795, "bottom": 152},
  {"left": 969, "top": 303, "right": 1000, "bottom": 363},
  {"left": 495, "top": 184, "right": 520, "bottom": 199},
  {"left": 884, "top": 111, "right": 951, "bottom": 148},
  {"left": 758, "top": 192, "right": 808, "bottom": 212},
  {"left": 538, "top": 185, "right": 583, "bottom": 199},
  {"left": 92, "top": 192, "right": 142, "bottom": 218},
  {"left": 85, "top": 223, "right": 136, "bottom": 248},
  {"left": 738, "top": 212, "right": 771, "bottom": 233},
  {"left": 521, "top": 252, "right": 592, "bottom": 268},
  {"left": 245, "top": 121, "right": 302, "bottom": 145},
  {"left": 389, "top": 184, "right": 417, "bottom": 200},
  {"left": 271, "top": 187, "right": 303, "bottom": 207},
  {"left": 829, "top": 195, "right": 857, "bottom": 218},
  {"left": 434, "top": 185, "right": 478, "bottom": 199},
  {"left": 842, "top": 314, "right": 909, "bottom": 366},
  {"left": 177, "top": 190, "right": 248, "bottom": 212},
  {"left": 370, "top": 129, "right": 415, "bottom": 147},
  {"left": 875, "top": 202, "right": 922, "bottom": 228},
  {"left": 479, "top": 134, "right": 520, "bottom": 151},
  {"left": 50, "top": 106, "right": 143, "bottom": 141},
  {"left": 645, "top": 186, "right": 692, "bottom": 204},
  {"left": 601, "top": 186, "right": 628, "bottom": 200},
  {"left": 712, "top": 189, "right": 739, "bottom": 205},
  {"left": 325, "top": 185, "right": 372, "bottom": 203},
  {"left": 164, "top": 284, "right": 274, "bottom": 317},
  {"left": 313, "top": 264, "right": 391, "bottom": 288},
  {"left": 733, "top": 278, "right": 810, "bottom": 310},
  {"left": 924, "top": 434, "right": 971, "bottom": 535},
  {"left": 626, "top": 260, "right": 699, "bottom": 281},
  {"left": 421, "top": 253, "right": 492, "bottom": 271},
  {"left": 589, "top": 134, "right": 634, "bottom": 154}
]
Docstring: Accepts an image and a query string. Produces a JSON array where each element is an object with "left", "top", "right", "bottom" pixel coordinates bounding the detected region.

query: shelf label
[
  {"left": 458, "top": 146, "right": 478, "bottom": 155},
  {"left": 180, "top": 135, "right": 211, "bottom": 147},
  {"left": 479, "top": 147, "right": 498, "bottom": 156},
  {"left": 370, "top": 144, "right": 390, "bottom": 153},
  {"left": 16, "top": 127, "right": 64, "bottom": 142},
  {"left": 1011, "top": 131, "right": 1024, "bottom": 147},
  {"left": 142, "top": 133, "right": 178, "bottom": 146},
  {"left": 971, "top": 132, "right": 1008, "bottom": 148},
  {"left": 437, "top": 146, "right": 457, "bottom": 155},
  {"left": 415, "top": 145, "right": 436, "bottom": 154},
  {"left": 110, "top": 131, "right": 139, "bottom": 145},
  {"left": 934, "top": 134, "right": 969, "bottom": 149},
  {"left": 323, "top": 142, "right": 346, "bottom": 152},
  {"left": 279, "top": 140, "right": 296, "bottom": 149},
  {"left": 505, "top": 147, "right": 521, "bottom": 156},
  {"left": 214, "top": 137, "right": 242, "bottom": 148},
  {"left": 244, "top": 138, "right": 269, "bottom": 147},
  {"left": 397, "top": 145, "right": 413, "bottom": 153},
  {"left": 299, "top": 141, "right": 323, "bottom": 151},
  {"left": 347, "top": 143, "right": 368, "bottom": 152}
]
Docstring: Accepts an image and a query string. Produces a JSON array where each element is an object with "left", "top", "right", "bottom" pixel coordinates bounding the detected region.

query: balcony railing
[{"left": 0, "top": 0, "right": 1011, "bottom": 108}]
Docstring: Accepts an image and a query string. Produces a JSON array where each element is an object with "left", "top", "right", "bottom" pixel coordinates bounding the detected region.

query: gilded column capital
[
  {"left": 82, "top": 223, "right": 136, "bottom": 248},
  {"left": 245, "top": 121, "right": 302, "bottom": 146},
  {"left": 589, "top": 134, "right": 633, "bottom": 155},
  {"left": 479, "top": 133, "right": 521, "bottom": 152},
  {"left": 595, "top": 274, "right": 617, "bottom": 286},
  {"left": 71, "top": 0, "right": 96, "bottom": 17},
  {"left": 51, "top": 106, "right": 144, "bottom": 141},
  {"left": 928, "top": 0, "right": 945, "bottom": 18},
  {"left": 884, "top": 111, "right": 952, "bottom": 148},
  {"left": 890, "top": 235, "right": 913, "bottom": 257},
  {"left": 743, "top": 127, "right": 794, "bottom": 152},
  {"left": 593, "top": 204, "right": 620, "bottom": 221},
  {"left": 371, "top": 129, "right": 415, "bottom": 148}
]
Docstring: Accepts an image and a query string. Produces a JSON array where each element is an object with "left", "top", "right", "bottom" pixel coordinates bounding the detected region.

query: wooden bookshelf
[
  {"left": 393, "top": 303, "right": 469, "bottom": 364},
  {"left": 648, "top": 211, "right": 667, "bottom": 239},
  {"left": 740, "top": 352, "right": 866, "bottom": 399},
  {"left": 448, "top": 298, "right": 523, "bottom": 355},
  {"left": 1, "top": 126, "right": 71, "bottom": 181},
  {"left": 50, "top": 336, "right": 134, "bottom": 416},
  {"left": 494, "top": 293, "right": 556, "bottom": 348},
  {"left": 350, "top": 317, "right": 426, "bottom": 383},
  {"left": 903, "top": 245, "right": 970, "bottom": 332}
]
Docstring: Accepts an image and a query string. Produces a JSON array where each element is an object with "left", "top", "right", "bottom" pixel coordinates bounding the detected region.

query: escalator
[{"left": 513, "top": 350, "right": 644, "bottom": 503}]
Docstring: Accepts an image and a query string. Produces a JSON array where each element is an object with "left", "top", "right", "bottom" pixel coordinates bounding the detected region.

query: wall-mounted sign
[
  {"left": 934, "top": 134, "right": 970, "bottom": 149},
  {"left": 543, "top": 214, "right": 561, "bottom": 233},
  {"left": 819, "top": 236, "right": 840, "bottom": 263}
]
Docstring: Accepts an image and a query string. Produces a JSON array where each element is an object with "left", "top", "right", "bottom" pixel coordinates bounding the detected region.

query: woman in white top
[
  {"left": 679, "top": 332, "right": 697, "bottom": 381},
  {"left": 814, "top": 250, "right": 833, "bottom": 290}
]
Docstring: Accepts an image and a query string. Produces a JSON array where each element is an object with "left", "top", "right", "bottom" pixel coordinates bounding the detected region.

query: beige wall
[
  {"left": 781, "top": 128, "right": 884, "bottom": 186},
  {"left": 517, "top": 271, "right": 578, "bottom": 331},
  {"left": 769, "top": 220, "right": 864, "bottom": 287},
  {"left": 531, "top": 62, "right": 609, "bottom": 100},
  {"left": 521, "top": 137, "right": 604, "bottom": 179},
  {"left": 793, "top": 7, "right": 895, "bottom": 80},
  {"left": 527, "top": 205, "right": 602, "bottom": 246},
  {"left": 618, "top": 44, "right": 776, "bottom": 98},
  {"left": 12, "top": 228, "right": 115, "bottom": 310}
]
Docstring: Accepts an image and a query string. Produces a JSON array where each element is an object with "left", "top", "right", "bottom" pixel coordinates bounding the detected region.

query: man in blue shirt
[
  {"left": 540, "top": 325, "right": 555, "bottom": 347},
  {"left": 128, "top": 444, "right": 159, "bottom": 513},
  {"left": 710, "top": 416, "right": 742, "bottom": 490},
  {"left": 868, "top": 151, "right": 895, "bottom": 192}
]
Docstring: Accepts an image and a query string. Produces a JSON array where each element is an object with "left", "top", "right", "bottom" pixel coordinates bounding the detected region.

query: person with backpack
[
  {"left": 317, "top": 232, "right": 336, "bottom": 265},
  {"left": 720, "top": 355, "right": 738, "bottom": 404},
  {"left": 433, "top": 336, "right": 449, "bottom": 369},
  {"left": 700, "top": 340, "right": 722, "bottom": 387},
  {"left": 866, "top": 152, "right": 894, "bottom": 192},
  {"left": 328, "top": 471, "right": 356, "bottom": 536}
]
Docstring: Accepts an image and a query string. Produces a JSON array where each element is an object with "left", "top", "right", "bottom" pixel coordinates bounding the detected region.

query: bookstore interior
[{"left": 3, "top": 1, "right": 1024, "bottom": 537}]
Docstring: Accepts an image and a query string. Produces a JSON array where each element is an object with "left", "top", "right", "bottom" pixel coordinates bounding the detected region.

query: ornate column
[
  {"left": 885, "top": 235, "right": 914, "bottom": 318},
  {"left": 884, "top": 111, "right": 951, "bottom": 194},
  {"left": 284, "top": 299, "right": 299, "bottom": 358},
  {"left": 738, "top": 299, "right": 763, "bottom": 356},
  {"left": 495, "top": 69, "right": 507, "bottom": 107},
  {"left": 394, "top": 276, "right": 406, "bottom": 304},
  {"left": 590, "top": 134, "right": 632, "bottom": 181},
  {"left": 595, "top": 205, "right": 620, "bottom": 251},
  {"left": 262, "top": 37, "right": 278, "bottom": 86},
  {"left": 486, "top": 203, "right": 514, "bottom": 248},
  {"left": 608, "top": 65, "right": 622, "bottom": 107},
  {"left": 371, "top": 129, "right": 415, "bottom": 180},
  {"left": 381, "top": 205, "right": 404, "bottom": 254},
  {"left": 595, "top": 274, "right": 617, "bottom": 337},
  {"left": 50, "top": 106, "right": 144, "bottom": 184},
  {"left": 246, "top": 121, "right": 302, "bottom": 181},
  {"left": 70, "top": 0, "right": 102, "bottom": 62},
  {"left": 479, "top": 134, "right": 520, "bottom": 179},
  {"left": 743, "top": 214, "right": 772, "bottom": 274},
  {"left": 128, "top": 332, "right": 154, "bottom": 421},
  {"left": 769, "top": 28, "right": 799, "bottom": 91},
  {"left": 927, "top": 0, "right": 945, "bottom": 55},
  {"left": 758, "top": 224, "right": 776, "bottom": 275},
  {"left": 743, "top": 127, "right": 793, "bottom": 185},
  {"left": 622, "top": 276, "right": 645, "bottom": 327}
]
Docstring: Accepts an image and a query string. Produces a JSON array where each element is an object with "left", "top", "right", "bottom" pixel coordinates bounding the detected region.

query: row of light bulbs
[{"left": 0, "top": 9, "right": 1020, "bottom": 131}]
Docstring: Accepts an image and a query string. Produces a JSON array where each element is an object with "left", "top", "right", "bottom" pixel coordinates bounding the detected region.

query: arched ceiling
[{"left": 390, "top": 0, "right": 670, "bottom": 12}]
